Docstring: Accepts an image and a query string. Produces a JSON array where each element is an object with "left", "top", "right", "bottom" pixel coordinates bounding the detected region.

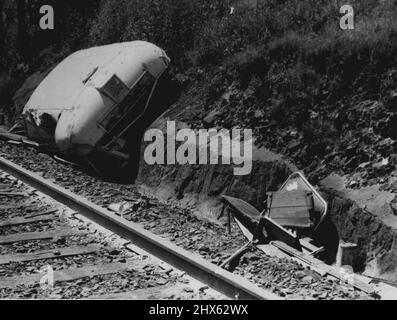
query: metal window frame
[{"left": 98, "top": 74, "right": 129, "bottom": 103}]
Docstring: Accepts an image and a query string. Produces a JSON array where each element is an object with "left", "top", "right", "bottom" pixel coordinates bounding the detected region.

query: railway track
[{"left": 0, "top": 156, "right": 279, "bottom": 300}]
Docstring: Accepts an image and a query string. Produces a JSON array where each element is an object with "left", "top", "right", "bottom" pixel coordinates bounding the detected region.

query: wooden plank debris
[
  {"left": 222, "top": 195, "right": 302, "bottom": 250},
  {"left": 0, "top": 245, "right": 100, "bottom": 265},
  {"left": 220, "top": 241, "right": 252, "bottom": 268},
  {"left": 268, "top": 191, "right": 312, "bottom": 228},
  {"left": 269, "top": 191, "right": 312, "bottom": 208},
  {"left": 221, "top": 195, "right": 267, "bottom": 242},
  {"left": 268, "top": 209, "right": 311, "bottom": 228},
  {"left": 270, "top": 240, "right": 375, "bottom": 294},
  {"left": 300, "top": 237, "right": 319, "bottom": 251},
  {"left": 263, "top": 217, "right": 302, "bottom": 251},
  {"left": 222, "top": 195, "right": 261, "bottom": 220},
  {"left": 300, "top": 237, "right": 324, "bottom": 256},
  {"left": 271, "top": 240, "right": 327, "bottom": 275},
  {"left": 0, "top": 129, "right": 25, "bottom": 143}
]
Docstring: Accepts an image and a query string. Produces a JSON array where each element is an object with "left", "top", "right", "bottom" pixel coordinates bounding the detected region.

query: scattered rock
[{"left": 301, "top": 276, "right": 314, "bottom": 284}]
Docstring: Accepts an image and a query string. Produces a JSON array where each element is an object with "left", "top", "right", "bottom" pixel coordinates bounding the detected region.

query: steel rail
[{"left": 0, "top": 156, "right": 281, "bottom": 300}]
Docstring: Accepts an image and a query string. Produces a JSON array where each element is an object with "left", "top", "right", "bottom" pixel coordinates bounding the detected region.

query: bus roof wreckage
[{"left": 1, "top": 41, "right": 170, "bottom": 173}]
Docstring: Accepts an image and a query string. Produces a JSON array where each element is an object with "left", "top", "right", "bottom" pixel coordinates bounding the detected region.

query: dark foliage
[{"left": 0, "top": 0, "right": 396, "bottom": 178}]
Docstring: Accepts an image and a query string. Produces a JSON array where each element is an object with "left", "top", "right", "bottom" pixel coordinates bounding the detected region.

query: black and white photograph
[{"left": 0, "top": 0, "right": 396, "bottom": 307}]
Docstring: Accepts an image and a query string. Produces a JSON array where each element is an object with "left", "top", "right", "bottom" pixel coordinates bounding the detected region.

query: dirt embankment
[
  {"left": 319, "top": 174, "right": 397, "bottom": 281},
  {"left": 136, "top": 105, "right": 296, "bottom": 223},
  {"left": 137, "top": 103, "right": 397, "bottom": 282},
  {"left": 327, "top": 192, "right": 396, "bottom": 279}
]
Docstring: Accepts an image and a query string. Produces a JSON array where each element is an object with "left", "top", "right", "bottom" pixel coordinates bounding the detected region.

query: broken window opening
[
  {"left": 82, "top": 67, "right": 99, "bottom": 84},
  {"left": 99, "top": 74, "right": 129, "bottom": 102},
  {"left": 97, "top": 70, "right": 156, "bottom": 148}
]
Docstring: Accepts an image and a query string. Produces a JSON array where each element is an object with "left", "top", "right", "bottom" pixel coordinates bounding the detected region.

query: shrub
[{"left": 89, "top": 0, "right": 228, "bottom": 67}]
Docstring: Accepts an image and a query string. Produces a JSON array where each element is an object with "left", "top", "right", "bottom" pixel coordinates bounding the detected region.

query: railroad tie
[
  {"left": 0, "top": 262, "right": 134, "bottom": 289},
  {"left": 0, "top": 245, "right": 100, "bottom": 265},
  {"left": 0, "top": 229, "right": 75, "bottom": 245},
  {"left": 0, "top": 215, "right": 54, "bottom": 228}
]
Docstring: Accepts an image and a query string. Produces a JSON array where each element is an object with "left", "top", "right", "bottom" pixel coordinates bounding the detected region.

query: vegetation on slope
[{"left": 1, "top": 0, "right": 396, "bottom": 183}]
